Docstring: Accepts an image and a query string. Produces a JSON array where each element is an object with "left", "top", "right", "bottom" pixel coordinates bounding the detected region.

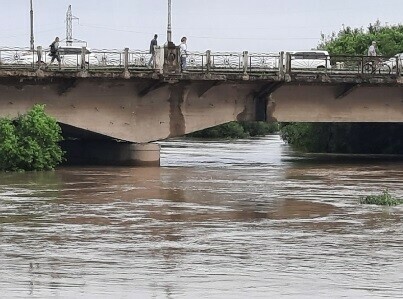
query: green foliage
[
  {"left": 0, "top": 104, "right": 64, "bottom": 171},
  {"left": 280, "top": 22, "right": 403, "bottom": 154},
  {"left": 187, "top": 121, "right": 278, "bottom": 139},
  {"left": 280, "top": 123, "right": 403, "bottom": 154},
  {"left": 319, "top": 21, "right": 403, "bottom": 56},
  {"left": 360, "top": 190, "right": 403, "bottom": 206},
  {"left": 280, "top": 123, "right": 328, "bottom": 152},
  {"left": 240, "top": 121, "right": 279, "bottom": 137},
  {"left": 0, "top": 118, "right": 20, "bottom": 171},
  {"left": 188, "top": 122, "right": 247, "bottom": 139}
]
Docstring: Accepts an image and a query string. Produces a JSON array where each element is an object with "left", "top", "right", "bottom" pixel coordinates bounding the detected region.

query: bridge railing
[
  {"left": 185, "top": 51, "right": 281, "bottom": 75},
  {"left": 286, "top": 52, "right": 401, "bottom": 76},
  {"left": 185, "top": 51, "right": 244, "bottom": 73},
  {"left": 89, "top": 49, "right": 153, "bottom": 71},
  {"left": 248, "top": 52, "right": 282, "bottom": 74},
  {"left": 0, "top": 47, "right": 156, "bottom": 72},
  {"left": 0, "top": 47, "right": 401, "bottom": 77},
  {"left": 89, "top": 49, "right": 125, "bottom": 70},
  {"left": 328, "top": 55, "right": 399, "bottom": 75},
  {"left": 210, "top": 52, "right": 243, "bottom": 73},
  {"left": 185, "top": 51, "right": 208, "bottom": 72},
  {"left": 0, "top": 47, "right": 38, "bottom": 70},
  {"left": 128, "top": 49, "right": 152, "bottom": 70}
]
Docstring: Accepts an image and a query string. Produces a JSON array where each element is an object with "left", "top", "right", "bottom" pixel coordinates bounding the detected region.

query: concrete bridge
[{"left": 1, "top": 47, "right": 402, "bottom": 166}]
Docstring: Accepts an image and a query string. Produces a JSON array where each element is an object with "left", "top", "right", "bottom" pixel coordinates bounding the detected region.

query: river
[{"left": 0, "top": 135, "right": 402, "bottom": 298}]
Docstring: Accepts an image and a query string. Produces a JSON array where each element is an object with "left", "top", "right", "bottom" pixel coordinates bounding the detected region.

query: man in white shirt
[
  {"left": 180, "top": 36, "right": 187, "bottom": 72},
  {"left": 368, "top": 41, "right": 377, "bottom": 56}
]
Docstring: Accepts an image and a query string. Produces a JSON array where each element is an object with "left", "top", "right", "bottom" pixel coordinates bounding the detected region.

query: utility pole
[
  {"left": 167, "top": 0, "right": 172, "bottom": 43},
  {"left": 163, "top": 0, "right": 178, "bottom": 74},
  {"left": 30, "top": 0, "right": 34, "bottom": 51}
]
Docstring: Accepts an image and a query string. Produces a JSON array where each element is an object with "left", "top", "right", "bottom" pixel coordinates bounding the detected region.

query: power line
[
  {"left": 0, "top": 27, "right": 65, "bottom": 39},
  {"left": 79, "top": 23, "right": 151, "bottom": 35},
  {"left": 78, "top": 23, "right": 319, "bottom": 41}
]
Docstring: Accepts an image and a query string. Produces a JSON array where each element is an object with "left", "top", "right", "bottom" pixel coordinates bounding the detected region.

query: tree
[
  {"left": 281, "top": 22, "right": 403, "bottom": 154},
  {"left": 0, "top": 104, "right": 64, "bottom": 171},
  {"left": 318, "top": 21, "right": 403, "bottom": 56}
]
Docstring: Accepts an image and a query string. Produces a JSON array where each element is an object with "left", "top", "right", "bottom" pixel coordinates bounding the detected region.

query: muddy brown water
[{"left": 0, "top": 135, "right": 402, "bottom": 298}]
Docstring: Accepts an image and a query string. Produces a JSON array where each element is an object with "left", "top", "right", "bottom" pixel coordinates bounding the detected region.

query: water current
[{"left": 0, "top": 135, "right": 402, "bottom": 298}]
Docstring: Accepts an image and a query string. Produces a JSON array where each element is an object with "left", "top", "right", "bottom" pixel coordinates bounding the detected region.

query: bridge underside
[
  {"left": 0, "top": 76, "right": 258, "bottom": 143},
  {"left": 0, "top": 76, "right": 402, "bottom": 144},
  {"left": 268, "top": 83, "right": 403, "bottom": 122}
]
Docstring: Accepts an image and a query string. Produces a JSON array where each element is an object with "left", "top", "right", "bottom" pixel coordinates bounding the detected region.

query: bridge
[{"left": 1, "top": 46, "right": 402, "bottom": 166}]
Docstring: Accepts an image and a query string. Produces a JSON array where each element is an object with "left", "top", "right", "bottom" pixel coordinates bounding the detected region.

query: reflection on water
[{"left": 0, "top": 135, "right": 402, "bottom": 298}]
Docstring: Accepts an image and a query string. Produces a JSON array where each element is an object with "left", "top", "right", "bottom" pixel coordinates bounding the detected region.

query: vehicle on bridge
[
  {"left": 385, "top": 52, "right": 403, "bottom": 72},
  {"left": 286, "top": 50, "right": 331, "bottom": 70}
]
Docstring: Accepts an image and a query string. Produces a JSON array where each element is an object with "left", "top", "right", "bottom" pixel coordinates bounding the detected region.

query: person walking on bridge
[
  {"left": 148, "top": 34, "right": 158, "bottom": 68},
  {"left": 367, "top": 41, "right": 380, "bottom": 71},
  {"left": 46, "top": 36, "right": 61, "bottom": 70},
  {"left": 180, "top": 36, "right": 188, "bottom": 72},
  {"left": 368, "top": 41, "right": 377, "bottom": 57}
]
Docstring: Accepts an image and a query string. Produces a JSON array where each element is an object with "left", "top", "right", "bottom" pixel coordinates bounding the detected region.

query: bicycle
[{"left": 363, "top": 57, "right": 391, "bottom": 74}]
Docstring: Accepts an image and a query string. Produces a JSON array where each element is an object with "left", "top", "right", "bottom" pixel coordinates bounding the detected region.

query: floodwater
[{"left": 0, "top": 135, "right": 402, "bottom": 299}]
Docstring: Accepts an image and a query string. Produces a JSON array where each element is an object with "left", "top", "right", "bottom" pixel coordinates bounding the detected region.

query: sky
[{"left": 0, "top": 0, "right": 402, "bottom": 53}]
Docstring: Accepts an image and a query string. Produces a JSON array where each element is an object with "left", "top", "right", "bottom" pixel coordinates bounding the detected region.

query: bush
[
  {"left": 240, "top": 121, "right": 279, "bottom": 137},
  {"left": 188, "top": 121, "right": 278, "bottom": 139},
  {"left": 0, "top": 104, "right": 64, "bottom": 171},
  {"left": 280, "top": 122, "right": 403, "bottom": 154},
  {"left": 0, "top": 118, "right": 20, "bottom": 170},
  {"left": 280, "top": 123, "right": 332, "bottom": 152},
  {"left": 360, "top": 190, "right": 403, "bottom": 206}
]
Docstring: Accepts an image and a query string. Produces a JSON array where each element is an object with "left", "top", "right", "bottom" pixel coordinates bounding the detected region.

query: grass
[{"left": 360, "top": 190, "right": 403, "bottom": 206}]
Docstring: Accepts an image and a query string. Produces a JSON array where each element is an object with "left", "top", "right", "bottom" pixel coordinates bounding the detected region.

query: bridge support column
[{"left": 62, "top": 141, "right": 160, "bottom": 167}]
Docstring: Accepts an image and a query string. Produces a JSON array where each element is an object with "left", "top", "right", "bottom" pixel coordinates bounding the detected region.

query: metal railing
[
  {"left": 0, "top": 47, "right": 38, "bottom": 70},
  {"left": 0, "top": 47, "right": 401, "bottom": 77},
  {"left": 184, "top": 51, "right": 281, "bottom": 75},
  {"left": 248, "top": 52, "right": 282, "bottom": 74},
  {"left": 328, "top": 55, "right": 401, "bottom": 75},
  {"left": 285, "top": 52, "right": 401, "bottom": 76}
]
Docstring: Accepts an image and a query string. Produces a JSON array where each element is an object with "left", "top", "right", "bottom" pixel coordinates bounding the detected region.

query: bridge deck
[{"left": 1, "top": 48, "right": 401, "bottom": 84}]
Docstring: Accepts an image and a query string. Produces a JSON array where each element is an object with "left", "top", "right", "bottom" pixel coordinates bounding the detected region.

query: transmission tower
[{"left": 66, "top": 5, "right": 79, "bottom": 46}]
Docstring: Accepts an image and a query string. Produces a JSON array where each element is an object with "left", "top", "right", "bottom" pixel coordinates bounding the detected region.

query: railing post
[
  {"left": 81, "top": 47, "right": 86, "bottom": 69},
  {"left": 361, "top": 56, "right": 364, "bottom": 74},
  {"left": 124, "top": 47, "right": 129, "bottom": 72},
  {"left": 243, "top": 51, "right": 248, "bottom": 74},
  {"left": 278, "top": 51, "right": 284, "bottom": 79},
  {"left": 154, "top": 46, "right": 164, "bottom": 73},
  {"left": 206, "top": 50, "right": 211, "bottom": 73},
  {"left": 36, "top": 46, "right": 42, "bottom": 69},
  {"left": 285, "top": 52, "right": 291, "bottom": 74}
]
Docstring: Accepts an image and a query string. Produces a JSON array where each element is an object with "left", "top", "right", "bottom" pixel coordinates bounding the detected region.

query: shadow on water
[{"left": 284, "top": 152, "right": 403, "bottom": 164}]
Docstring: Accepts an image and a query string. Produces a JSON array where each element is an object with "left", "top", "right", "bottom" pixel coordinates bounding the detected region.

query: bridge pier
[{"left": 61, "top": 141, "right": 160, "bottom": 167}]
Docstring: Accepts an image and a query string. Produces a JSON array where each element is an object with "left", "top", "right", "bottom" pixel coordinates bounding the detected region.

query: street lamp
[
  {"left": 167, "top": 0, "right": 172, "bottom": 43},
  {"left": 30, "top": 0, "right": 34, "bottom": 50}
]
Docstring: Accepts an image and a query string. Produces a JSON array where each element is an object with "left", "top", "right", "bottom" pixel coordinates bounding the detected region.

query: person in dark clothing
[
  {"left": 148, "top": 34, "right": 158, "bottom": 67},
  {"left": 46, "top": 36, "right": 61, "bottom": 70}
]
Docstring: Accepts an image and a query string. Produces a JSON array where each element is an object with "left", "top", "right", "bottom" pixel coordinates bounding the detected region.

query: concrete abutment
[{"left": 62, "top": 140, "right": 160, "bottom": 167}]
